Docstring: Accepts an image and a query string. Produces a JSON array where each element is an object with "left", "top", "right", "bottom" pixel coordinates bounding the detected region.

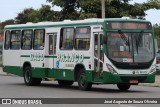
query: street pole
[{"left": 101, "top": 0, "right": 105, "bottom": 19}]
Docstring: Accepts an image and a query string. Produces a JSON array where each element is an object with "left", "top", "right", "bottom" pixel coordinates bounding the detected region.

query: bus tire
[
  {"left": 78, "top": 69, "right": 92, "bottom": 91},
  {"left": 117, "top": 83, "right": 131, "bottom": 91},
  {"left": 58, "top": 80, "right": 74, "bottom": 86},
  {"left": 24, "top": 66, "right": 42, "bottom": 86}
]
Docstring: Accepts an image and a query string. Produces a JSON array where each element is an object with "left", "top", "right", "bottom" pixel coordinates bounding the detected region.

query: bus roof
[{"left": 4, "top": 18, "right": 151, "bottom": 30}]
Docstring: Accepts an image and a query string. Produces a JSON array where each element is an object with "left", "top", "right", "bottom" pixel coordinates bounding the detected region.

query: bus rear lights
[{"left": 106, "top": 64, "right": 117, "bottom": 74}]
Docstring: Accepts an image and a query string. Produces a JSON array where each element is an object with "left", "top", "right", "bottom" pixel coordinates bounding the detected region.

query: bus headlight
[
  {"left": 106, "top": 64, "right": 117, "bottom": 74},
  {"left": 149, "top": 65, "right": 156, "bottom": 74}
]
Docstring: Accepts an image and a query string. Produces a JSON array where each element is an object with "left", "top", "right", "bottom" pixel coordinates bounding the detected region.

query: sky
[{"left": 0, "top": 0, "right": 160, "bottom": 24}]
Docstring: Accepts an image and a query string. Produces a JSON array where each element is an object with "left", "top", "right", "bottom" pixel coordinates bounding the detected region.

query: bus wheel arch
[
  {"left": 74, "top": 64, "right": 85, "bottom": 81},
  {"left": 77, "top": 69, "right": 92, "bottom": 91},
  {"left": 23, "top": 62, "right": 31, "bottom": 76},
  {"left": 74, "top": 64, "right": 92, "bottom": 91},
  {"left": 23, "top": 62, "right": 42, "bottom": 86}
]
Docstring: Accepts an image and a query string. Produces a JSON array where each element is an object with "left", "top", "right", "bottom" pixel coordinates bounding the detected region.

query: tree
[
  {"left": 153, "top": 24, "right": 160, "bottom": 47},
  {"left": 15, "top": 5, "right": 62, "bottom": 24},
  {"left": 0, "top": 19, "right": 14, "bottom": 30},
  {"left": 15, "top": 8, "right": 39, "bottom": 24},
  {"left": 47, "top": 0, "right": 160, "bottom": 20},
  {"left": 38, "top": 5, "right": 62, "bottom": 21},
  {"left": 154, "top": 24, "right": 160, "bottom": 37}
]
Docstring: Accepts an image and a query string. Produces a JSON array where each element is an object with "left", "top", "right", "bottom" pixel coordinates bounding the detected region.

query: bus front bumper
[{"left": 102, "top": 72, "right": 156, "bottom": 84}]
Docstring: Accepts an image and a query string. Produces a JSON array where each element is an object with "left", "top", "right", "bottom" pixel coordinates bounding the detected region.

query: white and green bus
[{"left": 3, "top": 18, "right": 156, "bottom": 91}]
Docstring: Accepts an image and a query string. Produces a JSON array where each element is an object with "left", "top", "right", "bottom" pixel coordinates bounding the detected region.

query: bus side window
[
  {"left": 60, "top": 28, "right": 74, "bottom": 50},
  {"left": 22, "top": 30, "right": 33, "bottom": 50},
  {"left": 10, "top": 30, "right": 21, "bottom": 50},
  {"left": 49, "top": 35, "right": 53, "bottom": 55},
  {"left": 4, "top": 31, "right": 10, "bottom": 50},
  {"left": 54, "top": 35, "right": 57, "bottom": 54},
  {"left": 75, "top": 27, "right": 91, "bottom": 50},
  {"left": 33, "top": 29, "right": 45, "bottom": 50}
]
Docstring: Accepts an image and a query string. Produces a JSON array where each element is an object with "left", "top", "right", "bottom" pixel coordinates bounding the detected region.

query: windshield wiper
[
  {"left": 136, "top": 30, "right": 144, "bottom": 54},
  {"left": 118, "top": 30, "right": 130, "bottom": 52}
]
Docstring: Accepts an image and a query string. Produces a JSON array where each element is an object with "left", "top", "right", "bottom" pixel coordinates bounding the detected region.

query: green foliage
[
  {"left": 79, "top": 13, "right": 97, "bottom": 20},
  {"left": 3, "top": 0, "right": 159, "bottom": 24},
  {"left": 0, "top": 19, "right": 14, "bottom": 30},
  {"left": 15, "top": 8, "right": 39, "bottom": 24},
  {"left": 38, "top": 5, "right": 62, "bottom": 21},
  {"left": 15, "top": 5, "right": 62, "bottom": 24},
  {"left": 154, "top": 24, "right": 160, "bottom": 36},
  {"left": 153, "top": 24, "right": 160, "bottom": 47},
  {"left": 155, "top": 36, "right": 160, "bottom": 48},
  {"left": 47, "top": 0, "right": 160, "bottom": 19}
]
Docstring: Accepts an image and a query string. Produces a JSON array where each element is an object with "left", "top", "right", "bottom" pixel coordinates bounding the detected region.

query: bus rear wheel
[
  {"left": 24, "top": 66, "right": 42, "bottom": 86},
  {"left": 58, "top": 80, "right": 74, "bottom": 86},
  {"left": 78, "top": 69, "right": 92, "bottom": 91},
  {"left": 117, "top": 83, "right": 131, "bottom": 91}
]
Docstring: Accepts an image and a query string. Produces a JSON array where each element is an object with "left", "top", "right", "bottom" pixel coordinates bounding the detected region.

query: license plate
[{"left": 130, "top": 80, "right": 138, "bottom": 84}]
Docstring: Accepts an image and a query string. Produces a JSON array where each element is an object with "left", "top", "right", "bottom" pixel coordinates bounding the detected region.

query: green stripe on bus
[
  {"left": 45, "top": 56, "right": 57, "bottom": 58},
  {"left": 21, "top": 55, "right": 30, "bottom": 57},
  {"left": 84, "top": 56, "right": 90, "bottom": 59},
  {"left": 21, "top": 55, "right": 90, "bottom": 59}
]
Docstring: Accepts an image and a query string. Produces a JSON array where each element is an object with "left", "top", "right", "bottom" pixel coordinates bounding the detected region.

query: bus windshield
[{"left": 107, "top": 32, "right": 154, "bottom": 63}]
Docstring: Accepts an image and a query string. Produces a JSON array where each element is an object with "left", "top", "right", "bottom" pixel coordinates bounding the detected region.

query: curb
[
  {"left": 0, "top": 72, "right": 17, "bottom": 77},
  {"left": 139, "top": 83, "right": 160, "bottom": 87}
]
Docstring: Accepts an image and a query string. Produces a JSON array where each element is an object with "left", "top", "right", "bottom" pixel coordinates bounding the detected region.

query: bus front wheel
[
  {"left": 117, "top": 83, "right": 131, "bottom": 91},
  {"left": 24, "top": 66, "right": 42, "bottom": 86},
  {"left": 78, "top": 69, "right": 92, "bottom": 91}
]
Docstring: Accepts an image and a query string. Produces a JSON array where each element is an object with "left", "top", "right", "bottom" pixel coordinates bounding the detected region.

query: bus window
[
  {"left": 49, "top": 34, "right": 57, "bottom": 55},
  {"left": 22, "top": 30, "right": 33, "bottom": 50},
  {"left": 4, "top": 31, "right": 10, "bottom": 50},
  {"left": 33, "top": 29, "right": 45, "bottom": 50},
  {"left": 49, "top": 35, "right": 53, "bottom": 54},
  {"left": 10, "top": 30, "right": 21, "bottom": 50},
  {"left": 60, "top": 28, "right": 74, "bottom": 50},
  {"left": 75, "top": 27, "right": 91, "bottom": 50}
]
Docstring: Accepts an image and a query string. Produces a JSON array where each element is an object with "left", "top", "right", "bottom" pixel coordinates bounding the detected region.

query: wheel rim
[
  {"left": 79, "top": 73, "right": 87, "bottom": 87},
  {"left": 25, "top": 69, "right": 30, "bottom": 83}
]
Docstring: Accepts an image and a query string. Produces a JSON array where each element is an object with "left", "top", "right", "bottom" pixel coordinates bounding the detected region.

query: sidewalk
[
  {"left": 0, "top": 67, "right": 160, "bottom": 87},
  {"left": 0, "top": 67, "right": 7, "bottom": 75}
]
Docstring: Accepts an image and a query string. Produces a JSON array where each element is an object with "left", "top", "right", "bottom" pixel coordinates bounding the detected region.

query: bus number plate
[{"left": 130, "top": 80, "right": 138, "bottom": 84}]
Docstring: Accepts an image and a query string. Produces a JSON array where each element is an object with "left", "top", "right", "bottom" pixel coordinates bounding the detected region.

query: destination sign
[
  {"left": 107, "top": 22, "right": 152, "bottom": 30},
  {"left": 112, "top": 51, "right": 132, "bottom": 58}
]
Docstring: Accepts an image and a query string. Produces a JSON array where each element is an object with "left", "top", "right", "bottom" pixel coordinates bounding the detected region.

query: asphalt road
[{"left": 0, "top": 75, "right": 160, "bottom": 107}]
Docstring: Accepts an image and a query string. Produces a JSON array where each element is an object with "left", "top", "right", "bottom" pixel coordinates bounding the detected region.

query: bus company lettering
[
  {"left": 57, "top": 52, "right": 84, "bottom": 63},
  {"left": 30, "top": 52, "right": 44, "bottom": 61}
]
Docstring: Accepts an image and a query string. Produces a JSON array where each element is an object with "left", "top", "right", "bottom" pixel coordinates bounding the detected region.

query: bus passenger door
[
  {"left": 47, "top": 33, "right": 57, "bottom": 77},
  {"left": 94, "top": 33, "right": 104, "bottom": 80}
]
